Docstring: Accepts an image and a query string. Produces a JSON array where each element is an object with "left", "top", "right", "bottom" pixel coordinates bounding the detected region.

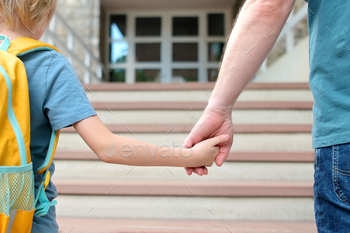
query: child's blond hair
[{"left": 0, "top": 0, "right": 57, "bottom": 32}]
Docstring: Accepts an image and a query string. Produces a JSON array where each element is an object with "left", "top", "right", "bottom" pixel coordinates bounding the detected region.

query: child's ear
[
  {"left": 40, "top": 10, "right": 52, "bottom": 31},
  {"left": 46, "top": 10, "right": 51, "bottom": 24},
  {"left": 33, "top": 10, "right": 52, "bottom": 40}
]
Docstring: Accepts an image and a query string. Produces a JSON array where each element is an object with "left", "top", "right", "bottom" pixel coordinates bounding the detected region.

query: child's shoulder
[
  {"left": 20, "top": 48, "right": 70, "bottom": 67},
  {"left": 20, "top": 47, "right": 78, "bottom": 81}
]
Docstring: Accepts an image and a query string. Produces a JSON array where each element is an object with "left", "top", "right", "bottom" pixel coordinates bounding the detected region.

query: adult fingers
[
  {"left": 186, "top": 167, "right": 208, "bottom": 176},
  {"left": 206, "top": 134, "right": 229, "bottom": 147},
  {"left": 183, "top": 135, "right": 194, "bottom": 149},
  {"left": 215, "top": 145, "right": 231, "bottom": 167},
  {"left": 199, "top": 167, "right": 207, "bottom": 176},
  {"left": 185, "top": 167, "right": 194, "bottom": 175},
  {"left": 203, "top": 166, "right": 208, "bottom": 175},
  {"left": 193, "top": 167, "right": 205, "bottom": 176}
]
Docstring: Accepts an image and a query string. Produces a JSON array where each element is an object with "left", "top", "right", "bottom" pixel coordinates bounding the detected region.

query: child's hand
[{"left": 190, "top": 134, "right": 229, "bottom": 167}]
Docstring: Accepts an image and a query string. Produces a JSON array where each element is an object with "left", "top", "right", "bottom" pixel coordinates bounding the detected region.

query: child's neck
[{"left": 0, "top": 23, "right": 37, "bottom": 41}]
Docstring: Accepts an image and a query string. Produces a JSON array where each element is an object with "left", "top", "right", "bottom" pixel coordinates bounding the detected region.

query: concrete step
[
  {"left": 57, "top": 218, "right": 317, "bottom": 233},
  {"left": 94, "top": 101, "right": 313, "bottom": 124},
  {"left": 86, "top": 90, "right": 314, "bottom": 102},
  {"left": 53, "top": 160, "right": 313, "bottom": 181},
  {"left": 86, "top": 83, "right": 311, "bottom": 91},
  {"left": 55, "top": 151, "right": 315, "bottom": 162},
  {"left": 96, "top": 108, "right": 313, "bottom": 125},
  {"left": 58, "top": 130, "right": 312, "bottom": 151},
  {"left": 55, "top": 195, "right": 314, "bottom": 221},
  {"left": 53, "top": 179, "right": 313, "bottom": 197},
  {"left": 91, "top": 101, "right": 313, "bottom": 110},
  {"left": 85, "top": 83, "right": 313, "bottom": 102},
  {"left": 62, "top": 123, "right": 312, "bottom": 134}
]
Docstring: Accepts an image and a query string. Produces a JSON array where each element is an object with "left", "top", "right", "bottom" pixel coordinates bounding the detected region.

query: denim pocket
[{"left": 333, "top": 143, "right": 350, "bottom": 204}]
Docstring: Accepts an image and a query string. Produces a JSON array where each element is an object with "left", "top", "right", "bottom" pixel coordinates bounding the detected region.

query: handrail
[
  {"left": 42, "top": 11, "right": 105, "bottom": 84},
  {"left": 53, "top": 13, "right": 102, "bottom": 66},
  {"left": 44, "top": 30, "right": 100, "bottom": 82},
  {"left": 277, "top": 3, "right": 308, "bottom": 44}
]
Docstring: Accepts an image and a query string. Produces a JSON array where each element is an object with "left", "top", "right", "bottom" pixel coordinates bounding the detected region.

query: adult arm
[{"left": 185, "top": 0, "right": 296, "bottom": 175}]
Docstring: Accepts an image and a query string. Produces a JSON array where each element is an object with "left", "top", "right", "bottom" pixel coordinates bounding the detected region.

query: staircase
[{"left": 54, "top": 82, "right": 317, "bottom": 233}]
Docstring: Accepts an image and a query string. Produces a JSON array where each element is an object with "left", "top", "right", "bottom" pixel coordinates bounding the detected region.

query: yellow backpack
[{"left": 0, "top": 35, "right": 60, "bottom": 233}]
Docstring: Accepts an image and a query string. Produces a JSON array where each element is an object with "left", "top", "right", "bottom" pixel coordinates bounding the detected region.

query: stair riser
[
  {"left": 96, "top": 109, "right": 313, "bottom": 124},
  {"left": 86, "top": 90, "right": 314, "bottom": 102},
  {"left": 56, "top": 195, "right": 315, "bottom": 221},
  {"left": 57, "top": 133, "right": 312, "bottom": 151},
  {"left": 53, "top": 160, "right": 314, "bottom": 181}
]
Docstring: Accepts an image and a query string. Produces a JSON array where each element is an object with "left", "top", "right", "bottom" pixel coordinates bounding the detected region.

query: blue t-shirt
[
  {"left": 19, "top": 49, "right": 96, "bottom": 232},
  {"left": 307, "top": 1, "right": 350, "bottom": 148}
]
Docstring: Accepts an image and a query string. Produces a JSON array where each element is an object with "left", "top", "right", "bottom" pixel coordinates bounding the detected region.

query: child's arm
[{"left": 73, "top": 116, "right": 229, "bottom": 167}]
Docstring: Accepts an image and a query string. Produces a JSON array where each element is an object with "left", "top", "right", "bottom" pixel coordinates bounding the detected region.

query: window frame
[{"left": 106, "top": 9, "right": 231, "bottom": 83}]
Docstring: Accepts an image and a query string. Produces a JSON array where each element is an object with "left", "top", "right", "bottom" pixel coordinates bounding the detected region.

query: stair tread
[
  {"left": 55, "top": 150, "right": 315, "bottom": 162},
  {"left": 91, "top": 101, "right": 313, "bottom": 110},
  {"left": 53, "top": 179, "right": 313, "bottom": 197},
  {"left": 58, "top": 218, "right": 317, "bottom": 233},
  {"left": 85, "top": 82, "right": 310, "bottom": 91},
  {"left": 61, "top": 124, "right": 312, "bottom": 133}
]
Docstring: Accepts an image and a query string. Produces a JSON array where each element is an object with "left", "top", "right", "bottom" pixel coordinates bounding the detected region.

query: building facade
[
  {"left": 100, "top": 0, "right": 240, "bottom": 83},
  {"left": 55, "top": 0, "right": 308, "bottom": 84}
]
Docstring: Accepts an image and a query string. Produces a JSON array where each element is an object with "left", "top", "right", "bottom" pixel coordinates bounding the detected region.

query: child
[{"left": 0, "top": 0, "right": 228, "bottom": 232}]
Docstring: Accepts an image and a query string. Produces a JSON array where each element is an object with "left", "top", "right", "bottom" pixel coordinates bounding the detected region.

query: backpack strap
[
  {"left": 37, "top": 130, "right": 60, "bottom": 174},
  {"left": 8, "top": 37, "right": 59, "bottom": 56},
  {"left": 8, "top": 37, "right": 60, "bottom": 174},
  {"left": 0, "top": 35, "right": 10, "bottom": 51},
  {"left": 34, "top": 133, "right": 60, "bottom": 217},
  {"left": 6, "top": 36, "right": 62, "bottom": 216},
  {"left": 35, "top": 169, "right": 58, "bottom": 217}
]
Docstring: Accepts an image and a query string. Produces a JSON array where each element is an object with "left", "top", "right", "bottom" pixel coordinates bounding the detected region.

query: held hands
[
  {"left": 190, "top": 134, "right": 230, "bottom": 167},
  {"left": 184, "top": 104, "right": 234, "bottom": 175}
]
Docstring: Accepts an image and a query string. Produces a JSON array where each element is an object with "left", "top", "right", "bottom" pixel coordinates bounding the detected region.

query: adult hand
[
  {"left": 183, "top": 103, "right": 234, "bottom": 176},
  {"left": 190, "top": 134, "right": 229, "bottom": 167}
]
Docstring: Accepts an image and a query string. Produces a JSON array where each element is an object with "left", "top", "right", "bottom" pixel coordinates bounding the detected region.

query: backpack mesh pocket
[{"left": 0, "top": 170, "right": 35, "bottom": 216}]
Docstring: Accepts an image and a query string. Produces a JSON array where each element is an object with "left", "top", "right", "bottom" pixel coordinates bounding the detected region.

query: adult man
[{"left": 185, "top": 0, "right": 350, "bottom": 232}]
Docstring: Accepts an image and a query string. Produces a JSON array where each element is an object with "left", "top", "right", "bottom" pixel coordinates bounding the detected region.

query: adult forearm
[{"left": 209, "top": 0, "right": 295, "bottom": 109}]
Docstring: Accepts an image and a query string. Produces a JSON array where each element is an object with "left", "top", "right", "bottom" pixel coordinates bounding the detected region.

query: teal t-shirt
[
  {"left": 19, "top": 49, "right": 96, "bottom": 232},
  {"left": 307, "top": 1, "right": 350, "bottom": 148}
]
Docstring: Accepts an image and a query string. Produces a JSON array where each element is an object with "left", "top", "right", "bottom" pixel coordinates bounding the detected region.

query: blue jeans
[
  {"left": 314, "top": 143, "right": 350, "bottom": 232},
  {"left": 31, "top": 206, "right": 58, "bottom": 233}
]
